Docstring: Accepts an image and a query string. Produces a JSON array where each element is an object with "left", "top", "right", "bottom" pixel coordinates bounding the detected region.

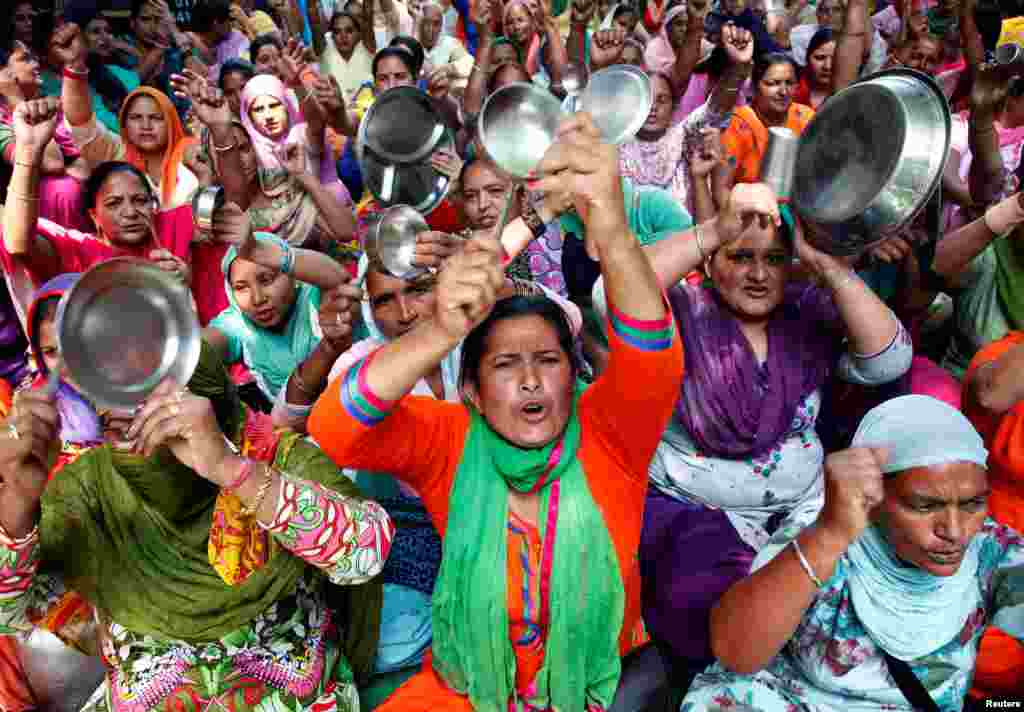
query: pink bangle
[
  {"left": 223, "top": 458, "right": 256, "bottom": 492},
  {"left": 984, "top": 194, "right": 1024, "bottom": 235},
  {"left": 62, "top": 65, "right": 88, "bottom": 80}
]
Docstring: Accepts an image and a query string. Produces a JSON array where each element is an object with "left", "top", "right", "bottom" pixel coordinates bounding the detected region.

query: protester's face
[
  {"left": 374, "top": 55, "right": 414, "bottom": 92},
  {"left": 754, "top": 61, "right": 797, "bottom": 120},
  {"left": 123, "top": 96, "right": 169, "bottom": 155},
  {"left": 248, "top": 94, "right": 289, "bottom": 139},
  {"left": 506, "top": 5, "right": 535, "bottom": 46},
  {"left": 597, "top": 0, "right": 613, "bottom": 23},
  {"left": 876, "top": 463, "right": 989, "bottom": 577},
  {"left": 462, "top": 162, "right": 516, "bottom": 231},
  {"left": 614, "top": 9, "right": 638, "bottom": 33},
  {"left": 133, "top": 3, "right": 165, "bottom": 47},
  {"left": 366, "top": 269, "right": 437, "bottom": 339},
  {"left": 723, "top": 0, "right": 747, "bottom": 15},
  {"left": 643, "top": 74, "right": 674, "bottom": 133},
  {"left": 668, "top": 12, "right": 688, "bottom": 47},
  {"left": 89, "top": 171, "right": 157, "bottom": 246},
  {"left": 333, "top": 15, "right": 360, "bottom": 54},
  {"left": 908, "top": 11, "right": 928, "bottom": 38},
  {"left": 222, "top": 70, "right": 249, "bottom": 115},
  {"left": 254, "top": 43, "right": 282, "bottom": 77},
  {"left": 492, "top": 43, "right": 520, "bottom": 65},
  {"left": 36, "top": 315, "right": 63, "bottom": 379},
  {"left": 465, "top": 315, "right": 575, "bottom": 449},
  {"left": 491, "top": 62, "right": 531, "bottom": 89},
  {"left": 14, "top": 3, "right": 34, "bottom": 43},
  {"left": 229, "top": 259, "right": 297, "bottom": 329},
  {"left": 621, "top": 43, "right": 643, "bottom": 65},
  {"left": 808, "top": 40, "right": 835, "bottom": 87},
  {"left": 899, "top": 37, "right": 943, "bottom": 74},
  {"left": 7, "top": 45, "right": 41, "bottom": 93},
  {"left": 84, "top": 17, "right": 115, "bottom": 59},
  {"left": 268, "top": 0, "right": 291, "bottom": 12},
  {"left": 232, "top": 125, "right": 259, "bottom": 184},
  {"left": 420, "top": 5, "right": 444, "bottom": 48},
  {"left": 708, "top": 222, "right": 790, "bottom": 323}
]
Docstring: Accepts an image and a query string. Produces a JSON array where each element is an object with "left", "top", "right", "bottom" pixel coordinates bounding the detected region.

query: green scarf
[
  {"left": 994, "top": 230, "right": 1024, "bottom": 331},
  {"left": 38, "top": 342, "right": 382, "bottom": 682},
  {"left": 431, "top": 387, "right": 625, "bottom": 711}
]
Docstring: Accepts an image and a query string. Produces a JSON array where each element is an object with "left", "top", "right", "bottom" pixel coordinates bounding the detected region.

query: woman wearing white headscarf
[{"left": 683, "top": 395, "right": 1024, "bottom": 711}]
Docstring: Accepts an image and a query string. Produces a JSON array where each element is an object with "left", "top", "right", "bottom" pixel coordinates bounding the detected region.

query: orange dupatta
[
  {"left": 721, "top": 103, "right": 815, "bottom": 184},
  {"left": 118, "top": 87, "right": 195, "bottom": 208}
]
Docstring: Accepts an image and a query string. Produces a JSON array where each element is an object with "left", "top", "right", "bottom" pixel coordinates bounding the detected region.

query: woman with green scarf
[
  {"left": 0, "top": 339, "right": 393, "bottom": 711},
  {"left": 309, "top": 114, "right": 683, "bottom": 711}
]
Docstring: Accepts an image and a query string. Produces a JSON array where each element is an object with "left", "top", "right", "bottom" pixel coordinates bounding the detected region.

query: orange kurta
[
  {"left": 721, "top": 103, "right": 815, "bottom": 185},
  {"left": 963, "top": 331, "right": 1024, "bottom": 700},
  {"left": 309, "top": 308, "right": 684, "bottom": 710}
]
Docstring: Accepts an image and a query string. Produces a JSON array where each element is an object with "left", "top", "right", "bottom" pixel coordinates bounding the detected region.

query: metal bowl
[
  {"left": 192, "top": 185, "right": 225, "bottom": 233},
  {"left": 578, "top": 64, "right": 653, "bottom": 145},
  {"left": 562, "top": 62, "right": 590, "bottom": 95},
  {"left": 358, "top": 86, "right": 448, "bottom": 165},
  {"left": 479, "top": 82, "right": 565, "bottom": 179},
  {"left": 791, "top": 68, "right": 950, "bottom": 255},
  {"left": 365, "top": 205, "right": 431, "bottom": 280},
  {"left": 58, "top": 258, "right": 202, "bottom": 410},
  {"left": 360, "top": 133, "right": 455, "bottom": 213}
]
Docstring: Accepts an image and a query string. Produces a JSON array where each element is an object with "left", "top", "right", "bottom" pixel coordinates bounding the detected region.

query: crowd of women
[{"left": 0, "top": 0, "right": 1020, "bottom": 709}]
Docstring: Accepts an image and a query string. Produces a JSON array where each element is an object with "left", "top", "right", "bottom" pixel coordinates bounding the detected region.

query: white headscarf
[{"left": 845, "top": 395, "right": 988, "bottom": 661}]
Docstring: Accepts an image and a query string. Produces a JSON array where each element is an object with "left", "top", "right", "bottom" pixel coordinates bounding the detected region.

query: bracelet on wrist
[
  {"left": 223, "top": 457, "right": 256, "bottom": 492},
  {"left": 241, "top": 465, "right": 276, "bottom": 517},
  {"left": 279, "top": 241, "right": 296, "bottom": 274},
  {"left": 62, "top": 65, "right": 89, "bottom": 80},
  {"left": 791, "top": 538, "right": 824, "bottom": 588}
]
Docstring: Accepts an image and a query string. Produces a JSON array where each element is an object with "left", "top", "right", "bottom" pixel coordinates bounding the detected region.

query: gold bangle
[
  {"left": 7, "top": 191, "right": 39, "bottom": 203},
  {"left": 13, "top": 160, "right": 38, "bottom": 169},
  {"left": 240, "top": 464, "right": 276, "bottom": 517},
  {"left": 212, "top": 140, "right": 237, "bottom": 152},
  {"left": 694, "top": 223, "right": 707, "bottom": 262}
]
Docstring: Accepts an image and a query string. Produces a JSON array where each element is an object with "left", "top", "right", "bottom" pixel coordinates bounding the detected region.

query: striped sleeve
[
  {"left": 608, "top": 301, "right": 675, "bottom": 352},
  {"left": 338, "top": 353, "right": 397, "bottom": 427}
]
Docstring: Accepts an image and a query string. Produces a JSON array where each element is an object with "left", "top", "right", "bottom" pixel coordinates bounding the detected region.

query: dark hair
[
  {"left": 191, "top": 0, "right": 233, "bottom": 27},
  {"left": 219, "top": 58, "right": 256, "bottom": 87},
  {"left": 612, "top": 4, "right": 637, "bottom": 21},
  {"left": 372, "top": 45, "right": 417, "bottom": 80},
  {"left": 331, "top": 9, "right": 362, "bottom": 33},
  {"left": 389, "top": 35, "right": 425, "bottom": 76},
  {"left": 29, "top": 296, "right": 60, "bottom": 358},
  {"left": 459, "top": 296, "right": 578, "bottom": 391},
  {"left": 2, "top": 3, "right": 52, "bottom": 59},
  {"left": 806, "top": 27, "right": 834, "bottom": 59},
  {"left": 250, "top": 33, "right": 283, "bottom": 64},
  {"left": 487, "top": 61, "right": 530, "bottom": 94},
  {"left": 82, "top": 161, "right": 156, "bottom": 223},
  {"left": 752, "top": 51, "right": 799, "bottom": 85}
]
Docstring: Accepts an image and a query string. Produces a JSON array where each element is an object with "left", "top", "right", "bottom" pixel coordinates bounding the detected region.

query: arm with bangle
[
  {"left": 833, "top": 0, "right": 869, "bottom": 94},
  {"left": 933, "top": 192, "right": 1024, "bottom": 285}
]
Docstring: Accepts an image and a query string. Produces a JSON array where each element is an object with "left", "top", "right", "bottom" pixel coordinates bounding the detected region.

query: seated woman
[
  {"left": 308, "top": 114, "right": 684, "bottom": 710},
  {"left": 592, "top": 186, "right": 912, "bottom": 677},
  {"left": 683, "top": 394, "right": 1024, "bottom": 711},
  {"left": 0, "top": 338, "right": 392, "bottom": 711},
  {"left": 962, "top": 333, "right": 1024, "bottom": 704},
  {"left": 319, "top": 8, "right": 376, "bottom": 104},
  {"left": 719, "top": 53, "right": 814, "bottom": 190},
  {"left": 203, "top": 205, "right": 354, "bottom": 406},
  {"left": 792, "top": 28, "right": 834, "bottom": 110},
  {"left": 0, "top": 42, "right": 91, "bottom": 231},
  {"left": 53, "top": 24, "right": 197, "bottom": 212},
  {"left": 2, "top": 98, "right": 193, "bottom": 318}
]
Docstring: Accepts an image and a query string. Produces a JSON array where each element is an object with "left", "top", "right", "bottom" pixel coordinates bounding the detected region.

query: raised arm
[
  {"left": 967, "top": 69, "right": 1008, "bottom": 209},
  {"left": 462, "top": 0, "right": 495, "bottom": 119},
  {"left": 966, "top": 336, "right": 1024, "bottom": 416},
  {"left": 833, "top": 0, "right": 869, "bottom": 94},
  {"left": 933, "top": 193, "right": 1024, "bottom": 284},
  {"left": 51, "top": 24, "right": 93, "bottom": 129},
  {"left": 708, "top": 25, "right": 754, "bottom": 117}
]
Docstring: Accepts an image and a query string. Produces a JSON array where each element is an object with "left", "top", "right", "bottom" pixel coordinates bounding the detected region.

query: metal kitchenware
[
  {"left": 562, "top": 62, "right": 590, "bottom": 113},
  {"left": 360, "top": 133, "right": 455, "bottom": 212},
  {"left": 16, "top": 629, "right": 107, "bottom": 712},
  {"left": 790, "top": 68, "right": 951, "bottom": 255},
  {"left": 480, "top": 81, "right": 565, "bottom": 180},
  {"left": 760, "top": 127, "right": 799, "bottom": 202},
  {"left": 57, "top": 258, "right": 202, "bottom": 410},
  {"left": 578, "top": 64, "right": 654, "bottom": 145},
  {"left": 996, "top": 42, "right": 1023, "bottom": 66},
  {"left": 357, "top": 85, "right": 448, "bottom": 164},
  {"left": 192, "top": 185, "right": 225, "bottom": 233},
  {"left": 365, "top": 204, "right": 431, "bottom": 280}
]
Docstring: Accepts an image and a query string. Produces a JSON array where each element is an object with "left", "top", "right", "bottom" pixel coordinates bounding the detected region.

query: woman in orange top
[
  {"left": 720, "top": 52, "right": 814, "bottom": 187},
  {"left": 308, "top": 115, "right": 685, "bottom": 711},
  {"left": 962, "top": 331, "right": 1024, "bottom": 703}
]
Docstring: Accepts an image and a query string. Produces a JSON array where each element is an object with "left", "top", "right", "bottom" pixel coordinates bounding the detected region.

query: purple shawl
[{"left": 670, "top": 281, "right": 840, "bottom": 458}]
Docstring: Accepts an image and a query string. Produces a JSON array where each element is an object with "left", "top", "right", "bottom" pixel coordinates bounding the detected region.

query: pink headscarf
[
  {"left": 239, "top": 74, "right": 308, "bottom": 187},
  {"left": 644, "top": 4, "right": 688, "bottom": 74},
  {"left": 503, "top": 0, "right": 543, "bottom": 75}
]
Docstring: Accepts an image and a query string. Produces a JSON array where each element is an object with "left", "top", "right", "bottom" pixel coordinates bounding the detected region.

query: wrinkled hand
[
  {"left": 273, "top": 142, "right": 308, "bottom": 176},
  {"left": 183, "top": 143, "right": 214, "bottom": 187},
  {"left": 279, "top": 38, "right": 308, "bottom": 87},
  {"left": 591, "top": 28, "right": 626, "bottom": 68},
  {"left": 0, "top": 389, "right": 60, "bottom": 509},
  {"left": 429, "top": 148, "right": 464, "bottom": 181},
  {"left": 149, "top": 248, "right": 191, "bottom": 285},
  {"left": 433, "top": 232, "right": 505, "bottom": 340},
  {"left": 427, "top": 67, "right": 451, "bottom": 97},
  {"left": 12, "top": 98, "right": 61, "bottom": 157},
  {"left": 819, "top": 447, "right": 888, "bottom": 544},
  {"left": 212, "top": 201, "right": 257, "bottom": 258},
  {"left": 722, "top": 23, "right": 754, "bottom": 65},
  {"left": 127, "top": 381, "right": 234, "bottom": 482},
  {"left": 0, "top": 68, "right": 24, "bottom": 105},
  {"left": 413, "top": 230, "right": 463, "bottom": 269},
  {"left": 175, "top": 72, "right": 231, "bottom": 129},
  {"left": 311, "top": 75, "right": 344, "bottom": 116},
  {"left": 319, "top": 280, "right": 363, "bottom": 350},
  {"left": 531, "top": 113, "right": 628, "bottom": 262},
  {"left": 689, "top": 127, "right": 725, "bottom": 178},
  {"left": 50, "top": 23, "right": 88, "bottom": 70},
  {"left": 718, "top": 182, "right": 782, "bottom": 245},
  {"left": 869, "top": 235, "right": 913, "bottom": 264},
  {"left": 792, "top": 218, "right": 846, "bottom": 279}
]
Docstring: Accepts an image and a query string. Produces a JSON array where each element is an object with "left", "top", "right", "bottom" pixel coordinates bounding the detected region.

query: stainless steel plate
[
  {"left": 578, "top": 64, "right": 653, "bottom": 145},
  {"left": 58, "top": 258, "right": 201, "bottom": 410},
  {"left": 366, "top": 205, "right": 430, "bottom": 280},
  {"left": 480, "top": 82, "right": 564, "bottom": 179}
]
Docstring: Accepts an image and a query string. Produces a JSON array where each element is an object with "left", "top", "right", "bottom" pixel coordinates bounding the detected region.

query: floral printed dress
[
  {"left": 0, "top": 475, "right": 395, "bottom": 712},
  {"left": 681, "top": 520, "right": 1024, "bottom": 712}
]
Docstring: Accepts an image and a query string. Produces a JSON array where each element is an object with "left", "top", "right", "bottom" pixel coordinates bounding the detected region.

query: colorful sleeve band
[
  {"left": 608, "top": 298, "right": 675, "bottom": 352},
  {"left": 339, "top": 352, "right": 397, "bottom": 427}
]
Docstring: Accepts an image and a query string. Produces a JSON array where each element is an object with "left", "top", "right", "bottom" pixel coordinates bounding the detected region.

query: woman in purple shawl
[{"left": 592, "top": 183, "right": 913, "bottom": 679}]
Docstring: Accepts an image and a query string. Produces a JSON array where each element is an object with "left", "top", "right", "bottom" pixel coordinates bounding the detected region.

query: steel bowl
[
  {"left": 562, "top": 62, "right": 590, "bottom": 95},
  {"left": 58, "top": 258, "right": 202, "bottom": 410},
  {"left": 791, "top": 68, "right": 951, "bottom": 255},
  {"left": 358, "top": 86, "right": 448, "bottom": 165},
  {"left": 761, "top": 127, "right": 799, "bottom": 202},
  {"left": 366, "top": 205, "right": 431, "bottom": 280},
  {"left": 479, "top": 82, "right": 565, "bottom": 179},
  {"left": 192, "top": 185, "right": 225, "bottom": 233},
  {"left": 360, "top": 133, "right": 455, "bottom": 213},
  {"left": 996, "top": 42, "right": 1023, "bottom": 66},
  {"left": 578, "top": 64, "right": 653, "bottom": 145}
]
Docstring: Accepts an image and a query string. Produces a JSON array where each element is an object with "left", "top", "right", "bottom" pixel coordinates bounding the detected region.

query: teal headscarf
[
  {"left": 558, "top": 178, "right": 693, "bottom": 247},
  {"left": 208, "top": 232, "right": 322, "bottom": 399}
]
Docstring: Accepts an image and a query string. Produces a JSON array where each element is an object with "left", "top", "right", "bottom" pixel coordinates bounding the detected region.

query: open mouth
[
  {"left": 926, "top": 550, "right": 964, "bottom": 565},
  {"left": 521, "top": 400, "right": 548, "bottom": 423},
  {"left": 744, "top": 286, "right": 770, "bottom": 298}
]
